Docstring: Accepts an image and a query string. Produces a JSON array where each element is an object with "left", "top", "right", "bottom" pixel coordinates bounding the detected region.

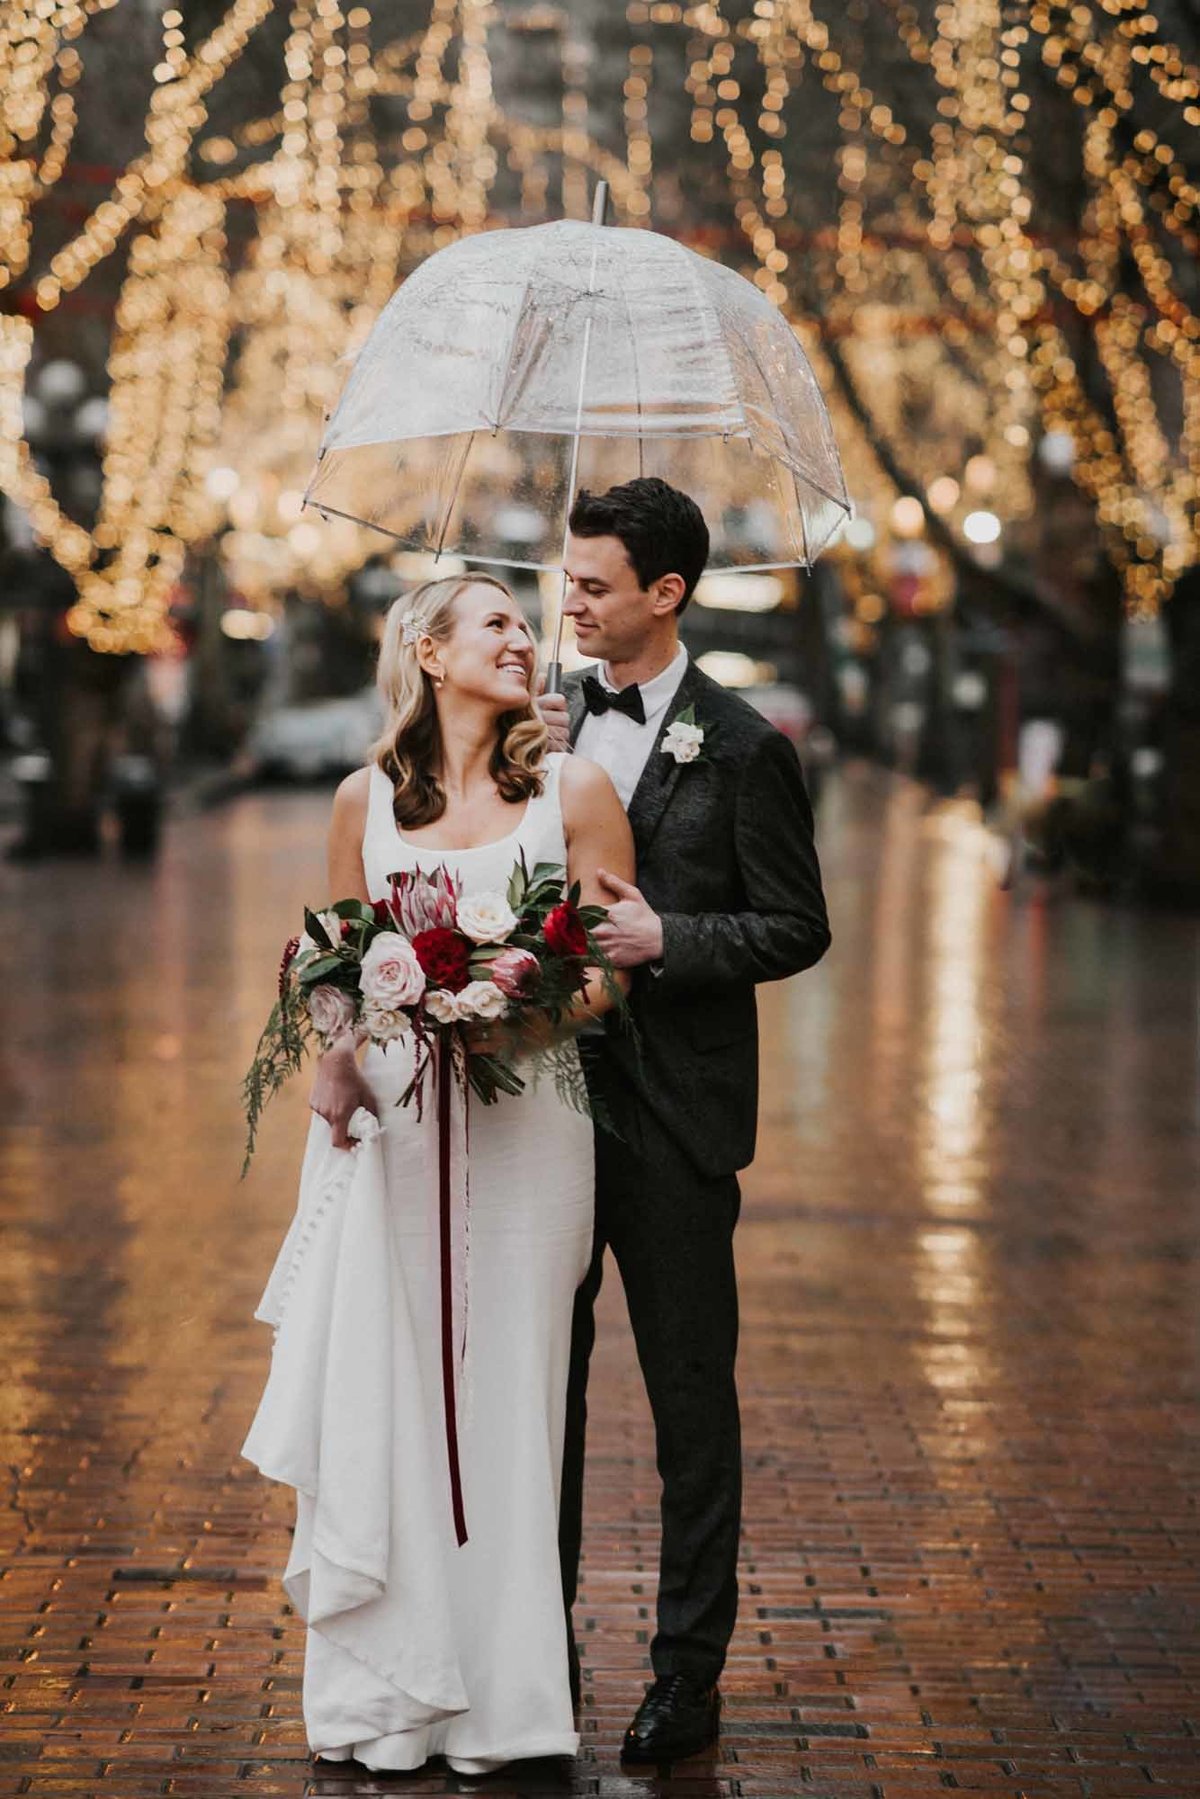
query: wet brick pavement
[{"left": 2, "top": 764, "right": 1198, "bottom": 1798}]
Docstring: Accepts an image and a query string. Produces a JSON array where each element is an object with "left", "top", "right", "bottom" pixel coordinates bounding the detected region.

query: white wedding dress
[{"left": 242, "top": 753, "right": 594, "bottom": 1774}]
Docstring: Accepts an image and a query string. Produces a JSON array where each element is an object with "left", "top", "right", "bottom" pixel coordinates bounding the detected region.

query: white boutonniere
[{"left": 661, "top": 704, "right": 707, "bottom": 766}]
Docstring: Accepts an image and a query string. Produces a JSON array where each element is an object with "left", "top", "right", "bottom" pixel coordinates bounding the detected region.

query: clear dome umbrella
[{"left": 305, "top": 184, "right": 850, "bottom": 690}]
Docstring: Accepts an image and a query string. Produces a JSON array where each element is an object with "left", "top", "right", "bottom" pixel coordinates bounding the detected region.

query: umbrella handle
[{"left": 543, "top": 661, "right": 564, "bottom": 697}]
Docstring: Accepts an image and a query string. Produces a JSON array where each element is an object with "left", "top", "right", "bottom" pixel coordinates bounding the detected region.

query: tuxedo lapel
[{"left": 626, "top": 659, "right": 705, "bottom": 854}]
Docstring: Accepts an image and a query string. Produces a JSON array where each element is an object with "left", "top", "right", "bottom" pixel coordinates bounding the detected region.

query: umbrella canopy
[{"left": 305, "top": 218, "right": 849, "bottom": 574}]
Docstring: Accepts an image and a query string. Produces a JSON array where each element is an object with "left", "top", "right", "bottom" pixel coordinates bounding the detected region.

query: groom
[{"left": 541, "top": 477, "right": 831, "bottom": 1763}]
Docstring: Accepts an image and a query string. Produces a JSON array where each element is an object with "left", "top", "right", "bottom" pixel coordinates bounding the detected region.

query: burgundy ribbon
[{"left": 437, "top": 1038, "right": 468, "bottom": 1547}]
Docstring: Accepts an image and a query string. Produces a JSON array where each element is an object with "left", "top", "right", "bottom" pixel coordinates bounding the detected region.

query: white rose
[
  {"left": 457, "top": 980, "right": 509, "bottom": 1021},
  {"left": 361, "top": 999, "right": 412, "bottom": 1043},
  {"left": 296, "top": 930, "right": 320, "bottom": 959},
  {"left": 318, "top": 909, "right": 344, "bottom": 945},
  {"left": 360, "top": 930, "right": 426, "bottom": 1007},
  {"left": 456, "top": 891, "right": 518, "bottom": 945},
  {"left": 663, "top": 724, "right": 702, "bottom": 763},
  {"left": 663, "top": 720, "right": 705, "bottom": 764},
  {"left": 308, "top": 983, "right": 356, "bottom": 1039},
  {"left": 424, "top": 988, "right": 463, "bottom": 1025}
]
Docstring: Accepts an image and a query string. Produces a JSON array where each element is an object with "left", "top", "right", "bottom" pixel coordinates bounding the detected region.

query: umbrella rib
[
  {"left": 307, "top": 501, "right": 411, "bottom": 543},
  {"left": 725, "top": 319, "right": 850, "bottom": 512},
  {"left": 682, "top": 254, "right": 750, "bottom": 443},
  {"left": 490, "top": 275, "right": 537, "bottom": 429},
  {"left": 761, "top": 451, "right": 851, "bottom": 512},
  {"left": 796, "top": 465, "right": 812, "bottom": 569},
  {"left": 433, "top": 432, "right": 475, "bottom": 557},
  {"left": 722, "top": 316, "right": 788, "bottom": 454}
]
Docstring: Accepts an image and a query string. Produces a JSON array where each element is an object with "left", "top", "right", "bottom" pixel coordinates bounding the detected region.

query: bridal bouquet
[{"left": 241, "top": 856, "right": 618, "bottom": 1172}]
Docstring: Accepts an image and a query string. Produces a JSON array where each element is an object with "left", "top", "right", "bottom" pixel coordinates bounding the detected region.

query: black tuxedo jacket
[{"left": 566, "top": 658, "right": 830, "bottom": 1176}]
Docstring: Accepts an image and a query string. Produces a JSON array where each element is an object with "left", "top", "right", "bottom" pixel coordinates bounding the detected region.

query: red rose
[
  {"left": 372, "top": 899, "right": 392, "bottom": 927},
  {"left": 543, "top": 901, "right": 588, "bottom": 960},
  {"left": 412, "top": 926, "right": 472, "bottom": 993}
]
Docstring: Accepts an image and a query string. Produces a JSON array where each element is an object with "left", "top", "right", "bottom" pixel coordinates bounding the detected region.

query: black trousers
[{"left": 559, "top": 1048, "right": 742, "bottom": 1685}]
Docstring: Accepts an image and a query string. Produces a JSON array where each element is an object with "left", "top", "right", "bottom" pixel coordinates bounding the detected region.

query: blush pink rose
[
  {"left": 423, "top": 988, "right": 463, "bottom": 1025},
  {"left": 457, "top": 979, "right": 508, "bottom": 1021},
  {"left": 490, "top": 946, "right": 540, "bottom": 1000},
  {"left": 360, "top": 930, "right": 426, "bottom": 1008},
  {"left": 308, "top": 982, "right": 356, "bottom": 1039}
]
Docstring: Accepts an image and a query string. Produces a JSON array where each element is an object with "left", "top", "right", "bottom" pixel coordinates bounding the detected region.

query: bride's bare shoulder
[
  {"left": 558, "top": 751, "right": 617, "bottom": 803},
  {"left": 558, "top": 753, "right": 623, "bottom": 828},
  {"left": 331, "top": 764, "right": 373, "bottom": 828}
]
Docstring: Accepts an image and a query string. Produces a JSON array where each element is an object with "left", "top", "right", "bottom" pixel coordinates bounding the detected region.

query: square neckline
[
  {"left": 372, "top": 755, "right": 564, "bottom": 858},
  {"left": 391, "top": 795, "right": 534, "bottom": 856}
]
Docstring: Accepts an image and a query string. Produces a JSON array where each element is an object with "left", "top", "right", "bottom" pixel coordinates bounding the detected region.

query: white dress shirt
[{"left": 574, "top": 643, "right": 689, "bottom": 808}]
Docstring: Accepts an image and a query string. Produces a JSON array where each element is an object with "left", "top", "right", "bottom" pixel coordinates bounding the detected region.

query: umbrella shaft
[
  {"left": 560, "top": 313, "right": 593, "bottom": 558},
  {"left": 546, "top": 180, "right": 608, "bottom": 697}
]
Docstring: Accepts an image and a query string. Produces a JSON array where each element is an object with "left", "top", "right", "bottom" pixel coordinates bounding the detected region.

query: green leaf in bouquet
[
  {"left": 506, "top": 849, "right": 530, "bottom": 911},
  {"left": 241, "top": 987, "right": 312, "bottom": 1177},
  {"left": 577, "top": 905, "right": 607, "bottom": 928},
  {"left": 467, "top": 1051, "right": 527, "bottom": 1105},
  {"left": 331, "top": 898, "right": 376, "bottom": 923},
  {"left": 304, "top": 906, "right": 334, "bottom": 949},
  {"left": 296, "top": 953, "right": 347, "bottom": 984},
  {"left": 529, "top": 860, "right": 565, "bottom": 886},
  {"left": 566, "top": 878, "right": 582, "bottom": 907}
]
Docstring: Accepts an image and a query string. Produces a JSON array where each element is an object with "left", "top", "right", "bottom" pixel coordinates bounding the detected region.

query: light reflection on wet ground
[{"left": 2, "top": 762, "right": 1197, "bottom": 1797}]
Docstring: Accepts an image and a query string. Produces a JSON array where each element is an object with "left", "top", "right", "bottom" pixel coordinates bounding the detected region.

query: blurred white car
[
  {"left": 247, "top": 686, "right": 384, "bottom": 781},
  {"left": 739, "top": 682, "right": 814, "bottom": 747}
]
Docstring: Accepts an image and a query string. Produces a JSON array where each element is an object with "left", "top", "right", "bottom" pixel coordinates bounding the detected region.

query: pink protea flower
[
  {"left": 490, "top": 945, "right": 540, "bottom": 1000},
  {"left": 389, "top": 865, "right": 460, "bottom": 936}
]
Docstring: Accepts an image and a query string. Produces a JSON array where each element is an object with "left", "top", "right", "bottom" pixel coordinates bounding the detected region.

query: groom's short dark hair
[{"left": 568, "top": 477, "right": 709, "bottom": 613}]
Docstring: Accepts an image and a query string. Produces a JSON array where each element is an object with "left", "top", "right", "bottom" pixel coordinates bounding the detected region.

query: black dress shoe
[{"left": 620, "top": 1673, "right": 721, "bottom": 1763}]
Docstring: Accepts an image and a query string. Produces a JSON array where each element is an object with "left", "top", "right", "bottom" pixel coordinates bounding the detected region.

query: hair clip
[{"left": 400, "top": 609, "right": 428, "bottom": 645}]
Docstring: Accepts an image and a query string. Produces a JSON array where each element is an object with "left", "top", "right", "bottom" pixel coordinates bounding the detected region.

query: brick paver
[{"left": 2, "top": 765, "right": 1198, "bottom": 1797}]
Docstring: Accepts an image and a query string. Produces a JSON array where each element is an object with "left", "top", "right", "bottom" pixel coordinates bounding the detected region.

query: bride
[{"left": 242, "top": 570, "right": 633, "bottom": 1774}]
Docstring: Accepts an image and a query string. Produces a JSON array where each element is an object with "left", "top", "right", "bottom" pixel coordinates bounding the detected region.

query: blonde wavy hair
[{"left": 371, "top": 571, "right": 548, "bottom": 829}]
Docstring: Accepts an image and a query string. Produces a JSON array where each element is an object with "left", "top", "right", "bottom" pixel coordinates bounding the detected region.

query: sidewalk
[{"left": 1, "top": 764, "right": 1197, "bottom": 1797}]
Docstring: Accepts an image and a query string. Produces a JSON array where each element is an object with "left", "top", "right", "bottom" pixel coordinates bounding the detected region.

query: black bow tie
[{"left": 581, "top": 673, "right": 646, "bottom": 725}]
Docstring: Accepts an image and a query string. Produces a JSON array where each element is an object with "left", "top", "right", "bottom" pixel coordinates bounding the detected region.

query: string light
[
  {"left": 1, "top": 0, "right": 652, "bottom": 647},
  {"left": 672, "top": 0, "right": 1195, "bottom": 613},
  {"left": 2, "top": 0, "right": 1196, "bottom": 650},
  {"left": 624, "top": 37, "right": 654, "bottom": 216}
]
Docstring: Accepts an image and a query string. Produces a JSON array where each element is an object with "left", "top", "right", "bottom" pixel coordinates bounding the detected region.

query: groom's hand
[
  {"left": 536, "top": 678, "right": 571, "bottom": 754},
  {"left": 593, "top": 869, "right": 663, "bottom": 969}
]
